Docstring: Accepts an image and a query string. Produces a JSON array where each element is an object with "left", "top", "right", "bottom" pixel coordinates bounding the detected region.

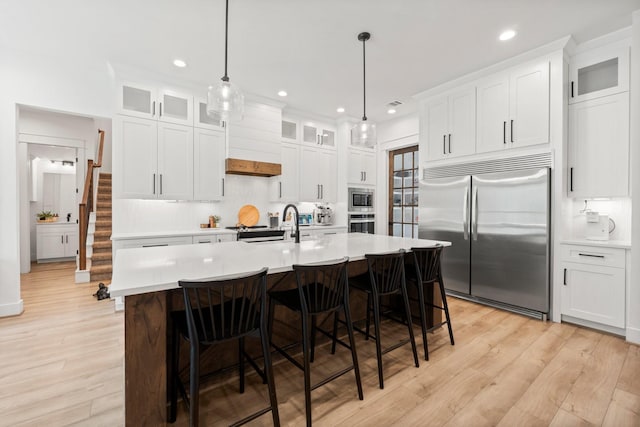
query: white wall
[
  {"left": 628, "top": 9, "right": 640, "bottom": 344},
  {"left": 0, "top": 46, "right": 114, "bottom": 316}
]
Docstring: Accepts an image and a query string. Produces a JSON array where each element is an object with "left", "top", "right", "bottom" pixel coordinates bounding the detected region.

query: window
[{"left": 388, "top": 146, "right": 419, "bottom": 238}]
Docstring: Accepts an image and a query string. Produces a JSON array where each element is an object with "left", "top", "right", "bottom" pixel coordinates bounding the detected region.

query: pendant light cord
[
  {"left": 362, "top": 36, "right": 367, "bottom": 121},
  {"left": 222, "top": 0, "right": 229, "bottom": 82}
]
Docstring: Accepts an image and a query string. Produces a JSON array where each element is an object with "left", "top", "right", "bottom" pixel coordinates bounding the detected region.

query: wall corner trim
[{"left": 0, "top": 299, "right": 24, "bottom": 317}]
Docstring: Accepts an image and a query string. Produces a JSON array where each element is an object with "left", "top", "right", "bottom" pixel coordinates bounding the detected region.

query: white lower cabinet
[
  {"left": 560, "top": 244, "right": 625, "bottom": 329},
  {"left": 37, "top": 224, "right": 78, "bottom": 261},
  {"left": 299, "top": 226, "right": 347, "bottom": 241},
  {"left": 193, "top": 234, "right": 235, "bottom": 244}
]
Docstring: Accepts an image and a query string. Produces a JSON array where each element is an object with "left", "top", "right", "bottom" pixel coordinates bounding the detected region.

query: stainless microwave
[{"left": 348, "top": 187, "right": 374, "bottom": 212}]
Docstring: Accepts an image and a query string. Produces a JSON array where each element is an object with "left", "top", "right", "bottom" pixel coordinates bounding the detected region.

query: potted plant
[{"left": 36, "top": 210, "right": 58, "bottom": 222}]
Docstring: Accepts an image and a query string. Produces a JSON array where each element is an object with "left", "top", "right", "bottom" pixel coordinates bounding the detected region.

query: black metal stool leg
[
  {"left": 268, "top": 297, "right": 276, "bottom": 344},
  {"left": 365, "top": 292, "right": 372, "bottom": 340},
  {"left": 401, "top": 282, "right": 419, "bottom": 368},
  {"left": 301, "top": 314, "right": 313, "bottom": 427},
  {"left": 372, "top": 293, "right": 384, "bottom": 389},
  {"left": 260, "top": 322, "right": 281, "bottom": 427},
  {"left": 189, "top": 341, "right": 201, "bottom": 427},
  {"left": 331, "top": 311, "right": 339, "bottom": 355},
  {"left": 310, "top": 315, "right": 317, "bottom": 363},
  {"left": 439, "top": 276, "right": 455, "bottom": 345},
  {"left": 239, "top": 337, "right": 245, "bottom": 393},
  {"left": 416, "top": 281, "right": 429, "bottom": 361},
  {"left": 344, "top": 302, "right": 364, "bottom": 400}
]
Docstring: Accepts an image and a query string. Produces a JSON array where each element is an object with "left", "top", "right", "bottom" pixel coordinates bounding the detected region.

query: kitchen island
[{"left": 110, "top": 233, "right": 450, "bottom": 426}]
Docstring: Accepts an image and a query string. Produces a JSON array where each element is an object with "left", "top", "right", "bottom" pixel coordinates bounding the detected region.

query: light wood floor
[{"left": 2, "top": 262, "right": 639, "bottom": 426}]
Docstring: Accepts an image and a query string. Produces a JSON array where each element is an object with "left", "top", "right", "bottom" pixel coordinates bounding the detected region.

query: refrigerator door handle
[
  {"left": 463, "top": 187, "right": 469, "bottom": 240},
  {"left": 471, "top": 186, "right": 478, "bottom": 241}
]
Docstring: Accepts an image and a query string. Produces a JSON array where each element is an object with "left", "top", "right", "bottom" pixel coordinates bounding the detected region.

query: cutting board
[{"left": 238, "top": 204, "right": 259, "bottom": 227}]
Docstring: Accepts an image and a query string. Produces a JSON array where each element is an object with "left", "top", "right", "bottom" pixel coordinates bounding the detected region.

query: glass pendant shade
[
  {"left": 351, "top": 120, "right": 377, "bottom": 148},
  {"left": 207, "top": 79, "right": 244, "bottom": 121}
]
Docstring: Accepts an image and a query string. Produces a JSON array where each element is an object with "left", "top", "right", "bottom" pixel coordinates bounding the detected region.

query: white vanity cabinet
[
  {"left": 568, "top": 92, "right": 629, "bottom": 198},
  {"left": 422, "top": 87, "right": 476, "bottom": 161},
  {"left": 560, "top": 244, "right": 626, "bottom": 330},
  {"left": 476, "top": 60, "right": 550, "bottom": 153},
  {"left": 118, "top": 82, "right": 193, "bottom": 126},
  {"left": 569, "top": 43, "right": 629, "bottom": 104},
  {"left": 114, "top": 116, "right": 193, "bottom": 200},
  {"left": 347, "top": 147, "right": 376, "bottom": 186},
  {"left": 37, "top": 223, "right": 78, "bottom": 261}
]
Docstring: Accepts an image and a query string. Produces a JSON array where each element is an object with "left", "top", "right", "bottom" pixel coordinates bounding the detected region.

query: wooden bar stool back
[
  {"left": 268, "top": 257, "right": 363, "bottom": 427},
  {"left": 409, "top": 246, "right": 455, "bottom": 361},
  {"left": 348, "top": 250, "right": 419, "bottom": 389},
  {"left": 169, "top": 268, "right": 280, "bottom": 427}
]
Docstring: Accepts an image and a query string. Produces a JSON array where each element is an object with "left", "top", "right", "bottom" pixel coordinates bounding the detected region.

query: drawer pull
[
  {"left": 578, "top": 253, "right": 605, "bottom": 259},
  {"left": 142, "top": 244, "right": 169, "bottom": 248},
  {"left": 563, "top": 268, "right": 567, "bottom": 285}
]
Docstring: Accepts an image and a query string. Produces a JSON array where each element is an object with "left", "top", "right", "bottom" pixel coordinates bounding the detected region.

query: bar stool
[
  {"left": 268, "top": 257, "right": 363, "bottom": 427},
  {"left": 407, "top": 246, "right": 455, "bottom": 361},
  {"left": 169, "top": 267, "right": 280, "bottom": 427},
  {"left": 347, "top": 250, "right": 419, "bottom": 389}
]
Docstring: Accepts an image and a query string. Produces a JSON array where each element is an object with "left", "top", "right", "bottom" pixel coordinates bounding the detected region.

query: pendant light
[
  {"left": 351, "top": 32, "right": 376, "bottom": 147},
  {"left": 207, "top": 0, "right": 244, "bottom": 121}
]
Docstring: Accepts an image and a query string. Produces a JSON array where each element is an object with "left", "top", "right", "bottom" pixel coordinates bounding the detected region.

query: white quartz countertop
[
  {"left": 111, "top": 228, "right": 237, "bottom": 240},
  {"left": 560, "top": 239, "right": 631, "bottom": 249},
  {"left": 110, "top": 233, "right": 451, "bottom": 297}
]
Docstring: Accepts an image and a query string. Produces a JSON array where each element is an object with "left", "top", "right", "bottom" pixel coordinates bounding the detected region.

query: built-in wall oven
[
  {"left": 348, "top": 213, "right": 375, "bottom": 234},
  {"left": 348, "top": 187, "right": 374, "bottom": 212}
]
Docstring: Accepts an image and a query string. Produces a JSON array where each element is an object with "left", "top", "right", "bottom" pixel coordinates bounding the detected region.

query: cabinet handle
[
  {"left": 159, "top": 102, "right": 163, "bottom": 117},
  {"left": 61, "top": 235, "right": 64, "bottom": 244},
  {"left": 563, "top": 268, "right": 567, "bottom": 285},
  {"left": 578, "top": 253, "right": 605, "bottom": 259},
  {"left": 364, "top": 171, "right": 367, "bottom": 182},
  {"left": 160, "top": 174, "right": 163, "bottom": 195},
  {"left": 571, "top": 81, "right": 574, "bottom": 98},
  {"left": 443, "top": 135, "right": 446, "bottom": 154},
  {"left": 570, "top": 167, "right": 573, "bottom": 192},
  {"left": 448, "top": 134, "right": 451, "bottom": 153},
  {"left": 503, "top": 121, "right": 506, "bottom": 144},
  {"left": 153, "top": 174, "right": 156, "bottom": 194},
  {"left": 279, "top": 181, "right": 282, "bottom": 198},
  {"left": 222, "top": 178, "right": 225, "bottom": 196},
  {"left": 142, "top": 244, "right": 169, "bottom": 248},
  {"left": 198, "top": 240, "right": 211, "bottom": 244},
  {"left": 320, "top": 184, "right": 324, "bottom": 199},
  {"left": 66, "top": 235, "right": 68, "bottom": 244},
  {"left": 152, "top": 101, "right": 156, "bottom": 116},
  {"left": 510, "top": 120, "right": 514, "bottom": 143},
  {"left": 317, "top": 184, "right": 320, "bottom": 199},
  {"left": 361, "top": 171, "right": 364, "bottom": 181}
]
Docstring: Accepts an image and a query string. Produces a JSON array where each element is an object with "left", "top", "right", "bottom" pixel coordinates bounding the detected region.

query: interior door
[{"left": 419, "top": 175, "right": 471, "bottom": 294}]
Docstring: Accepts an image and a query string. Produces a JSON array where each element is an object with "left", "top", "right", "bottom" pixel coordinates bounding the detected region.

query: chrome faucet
[{"left": 283, "top": 204, "right": 300, "bottom": 243}]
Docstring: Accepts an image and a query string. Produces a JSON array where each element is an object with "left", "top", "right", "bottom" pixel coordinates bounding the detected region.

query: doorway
[{"left": 388, "top": 145, "right": 419, "bottom": 237}]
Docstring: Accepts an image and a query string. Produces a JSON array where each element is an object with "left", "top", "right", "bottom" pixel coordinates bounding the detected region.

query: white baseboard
[
  {"left": 75, "top": 269, "right": 91, "bottom": 283},
  {"left": 561, "top": 315, "right": 626, "bottom": 337},
  {"left": 0, "top": 299, "right": 24, "bottom": 317},
  {"left": 114, "top": 296, "right": 124, "bottom": 312},
  {"left": 626, "top": 326, "right": 640, "bottom": 345}
]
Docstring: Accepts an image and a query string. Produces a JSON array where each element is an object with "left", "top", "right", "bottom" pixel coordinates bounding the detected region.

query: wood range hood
[{"left": 225, "top": 158, "right": 282, "bottom": 177}]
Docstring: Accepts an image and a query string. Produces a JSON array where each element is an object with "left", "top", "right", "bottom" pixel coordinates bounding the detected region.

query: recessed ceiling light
[
  {"left": 387, "top": 108, "right": 397, "bottom": 114},
  {"left": 499, "top": 30, "right": 517, "bottom": 41},
  {"left": 173, "top": 59, "right": 187, "bottom": 68},
  {"left": 336, "top": 107, "right": 345, "bottom": 113},
  {"left": 277, "top": 90, "right": 288, "bottom": 97}
]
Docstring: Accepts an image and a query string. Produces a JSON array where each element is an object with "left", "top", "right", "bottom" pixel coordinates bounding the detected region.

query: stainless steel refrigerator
[{"left": 419, "top": 168, "right": 550, "bottom": 315}]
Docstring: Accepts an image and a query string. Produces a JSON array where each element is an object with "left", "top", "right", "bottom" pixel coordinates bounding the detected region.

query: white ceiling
[{"left": 2, "top": 0, "right": 639, "bottom": 122}]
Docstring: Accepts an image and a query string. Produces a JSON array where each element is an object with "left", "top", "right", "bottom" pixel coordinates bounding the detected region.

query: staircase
[{"left": 90, "top": 173, "right": 112, "bottom": 282}]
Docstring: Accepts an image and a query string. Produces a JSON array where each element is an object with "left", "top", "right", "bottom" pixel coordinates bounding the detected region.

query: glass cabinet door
[
  {"left": 303, "top": 124, "right": 318, "bottom": 144},
  {"left": 194, "top": 98, "right": 223, "bottom": 130},
  {"left": 281, "top": 119, "right": 297, "bottom": 140},
  {"left": 158, "top": 89, "right": 192, "bottom": 125},
  {"left": 569, "top": 44, "right": 629, "bottom": 104},
  {"left": 320, "top": 128, "right": 335, "bottom": 147},
  {"left": 120, "top": 83, "right": 155, "bottom": 119}
]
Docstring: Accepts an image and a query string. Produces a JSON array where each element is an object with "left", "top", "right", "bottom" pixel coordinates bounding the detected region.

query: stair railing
[{"left": 79, "top": 129, "right": 105, "bottom": 271}]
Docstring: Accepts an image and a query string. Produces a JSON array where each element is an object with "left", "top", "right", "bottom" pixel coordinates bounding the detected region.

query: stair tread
[
  {"left": 90, "top": 265, "right": 112, "bottom": 273},
  {"left": 92, "top": 252, "right": 112, "bottom": 260}
]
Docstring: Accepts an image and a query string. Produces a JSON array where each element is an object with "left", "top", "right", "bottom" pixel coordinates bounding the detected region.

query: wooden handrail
[{"left": 79, "top": 129, "right": 105, "bottom": 271}]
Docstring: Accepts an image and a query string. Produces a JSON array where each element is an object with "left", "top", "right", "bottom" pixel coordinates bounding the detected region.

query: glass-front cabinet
[
  {"left": 569, "top": 42, "right": 629, "bottom": 104},
  {"left": 389, "top": 146, "right": 419, "bottom": 238}
]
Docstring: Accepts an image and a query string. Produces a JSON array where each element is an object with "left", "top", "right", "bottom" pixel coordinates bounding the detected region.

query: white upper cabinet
[
  {"left": 302, "top": 121, "right": 336, "bottom": 148},
  {"left": 271, "top": 142, "right": 300, "bottom": 203},
  {"left": 281, "top": 117, "right": 298, "bottom": 142},
  {"left": 424, "top": 87, "right": 476, "bottom": 161},
  {"left": 348, "top": 147, "right": 376, "bottom": 186},
  {"left": 477, "top": 61, "right": 549, "bottom": 153},
  {"left": 118, "top": 82, "right": 193, "bottom": 126},
  {"left": 194, "top": 97, "right": 224, "bottom": 130},
  {"left": 300, "top": 146, "right": 336, "bottom": 203},
  {"left": 114, "top": 116, "right": 194, "bottom": 200},
  {"left": 568, "top": 92, "right": 629, "bottom": 198},
  {"left": 569, "top": 43, "right": 629, "bottom": 104},
  {"left": 193, "top": 128, "right": 225, "bottom": 201}
]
